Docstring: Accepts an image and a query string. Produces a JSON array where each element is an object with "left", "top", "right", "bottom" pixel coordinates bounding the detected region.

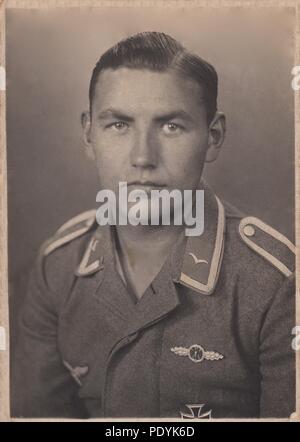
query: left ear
[{"left": 205, "top": 111, "right": 226, "bottom": 163}]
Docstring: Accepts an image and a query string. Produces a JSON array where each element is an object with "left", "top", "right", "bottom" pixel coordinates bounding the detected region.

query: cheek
[
  {"left": 163, "top": 134, "right": 208, "bottom": 187},
  {"left": 91, "top": 130, "right": 131, "bottom": 164},
  {"left": 92, "top": 143, "right": 126, "bottom": 189}
]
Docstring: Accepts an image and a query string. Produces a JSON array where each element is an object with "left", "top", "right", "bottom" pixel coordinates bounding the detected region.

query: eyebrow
[
  {"left": 153, "top": 111, "right": 194, "bottom": 123},
  {"left": 96, "top": 108, "right": 194, "bottom": 123},
  {"left": 97, "top": 108, "right": 134, "bottom": 122}
]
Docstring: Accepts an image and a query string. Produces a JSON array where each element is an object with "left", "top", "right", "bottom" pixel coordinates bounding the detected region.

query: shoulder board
[
  {"left": 239, "top": 216, "right": 295, "bottom": 277},
  {"left": 42, "top": 209, "right": 96, "bottom": 257}
]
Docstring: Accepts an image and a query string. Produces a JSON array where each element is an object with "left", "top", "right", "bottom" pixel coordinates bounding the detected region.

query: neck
[{"left": 115, "top": 223, "right": 185, "bottom": 263}]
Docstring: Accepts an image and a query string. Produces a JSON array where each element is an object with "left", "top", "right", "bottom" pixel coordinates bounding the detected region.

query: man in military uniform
[{"left": 12, "top": 32, "right": 295, "bottom": 419}]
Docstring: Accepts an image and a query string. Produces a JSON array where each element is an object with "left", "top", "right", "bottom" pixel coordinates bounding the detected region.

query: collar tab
[
  {"left": 179, "top": 195, "right": 225, "bottom": 295},
  {"left": 75, "top": 229, "right": 105, "bottom": 277}
]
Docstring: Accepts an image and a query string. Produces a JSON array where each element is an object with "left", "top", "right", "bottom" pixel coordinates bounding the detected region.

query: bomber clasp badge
[{"left": 171, "top": 344, "right": 224, "bottom": 363}]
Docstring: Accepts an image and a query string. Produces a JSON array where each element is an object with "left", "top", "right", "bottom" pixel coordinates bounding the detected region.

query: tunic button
[{"left": 244, "top": 225, "right": 255, "bottom": 237}]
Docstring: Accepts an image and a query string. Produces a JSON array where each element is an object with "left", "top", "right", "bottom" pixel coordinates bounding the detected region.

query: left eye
[{"left": 162, "top": 122, "right": 183, "bottom": 135}]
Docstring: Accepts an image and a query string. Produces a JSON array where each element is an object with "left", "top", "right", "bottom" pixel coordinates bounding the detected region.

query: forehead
[{"left": 92, "top": 67, "right": 205, "bottom": 115}]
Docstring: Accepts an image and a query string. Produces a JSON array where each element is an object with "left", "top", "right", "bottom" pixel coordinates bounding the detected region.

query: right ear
[{"left": 81, "top": 110, "right": 95, "bottom": 161}]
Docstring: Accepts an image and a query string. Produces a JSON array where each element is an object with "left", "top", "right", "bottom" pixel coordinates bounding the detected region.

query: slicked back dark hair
[{"left": 89, "top": 32, "right": 218, "bottom": 123}]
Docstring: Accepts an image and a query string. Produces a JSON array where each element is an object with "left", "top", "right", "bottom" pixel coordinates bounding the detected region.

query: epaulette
[
  {"left": 239, "top": 216, "right": 295, "bottom": 277},
  {"left": 42, "top": 209, "right": 97, "bottom": 257}
]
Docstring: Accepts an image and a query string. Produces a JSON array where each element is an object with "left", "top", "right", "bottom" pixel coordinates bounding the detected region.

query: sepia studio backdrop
[{"left": 6, "top": 7, "right": 295, "bottom": 347}]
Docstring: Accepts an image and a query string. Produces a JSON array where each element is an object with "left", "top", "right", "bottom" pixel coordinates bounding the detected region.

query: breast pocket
[{"left": 158, "top": 314, "right": 261, "bottom": 418}]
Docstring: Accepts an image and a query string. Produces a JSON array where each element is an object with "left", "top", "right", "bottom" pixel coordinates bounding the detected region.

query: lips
[
  {"left": 128, "top": 181, "right": 167, "bottom": 193},
  {"left": 128, "top": 181, "right": 165, "bottom": 186}
]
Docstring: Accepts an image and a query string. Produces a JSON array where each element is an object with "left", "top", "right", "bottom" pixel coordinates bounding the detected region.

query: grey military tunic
[{"left": 12, "top": 186, "right": 295, "bottom": 418}]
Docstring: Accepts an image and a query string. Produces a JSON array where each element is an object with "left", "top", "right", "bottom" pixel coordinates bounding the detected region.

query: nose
[{"left": 130, "top": 126, "right": 158, "bottom": 169}]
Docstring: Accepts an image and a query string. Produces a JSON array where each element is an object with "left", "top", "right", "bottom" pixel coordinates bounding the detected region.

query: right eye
[{"left": 106, "top": 121, "right": 129, "bottom": 132}]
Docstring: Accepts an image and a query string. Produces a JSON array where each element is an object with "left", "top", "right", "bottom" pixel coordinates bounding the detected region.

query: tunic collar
[{"left": 75, "top": 183, "right": 225, "bottom": 297}]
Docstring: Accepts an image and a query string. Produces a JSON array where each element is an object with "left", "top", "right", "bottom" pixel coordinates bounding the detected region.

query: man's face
[{"left": 86, "top": 67, "right": 213, "bottom": 209}]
